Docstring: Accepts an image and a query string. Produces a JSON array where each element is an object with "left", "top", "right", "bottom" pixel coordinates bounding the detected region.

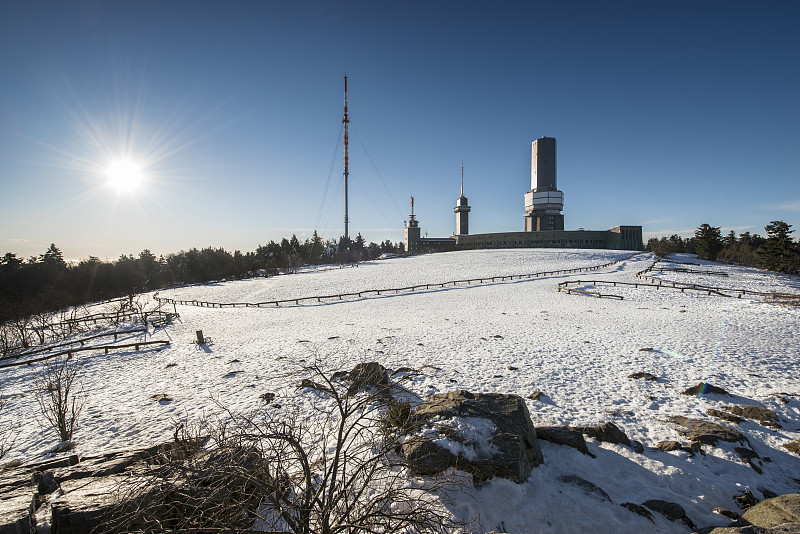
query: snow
[
  {"left": 417, "top": 416, "right": 500, "bottom": 462},
  {"left": 2, "top": 248, "right": 800, "bottom": 533}
]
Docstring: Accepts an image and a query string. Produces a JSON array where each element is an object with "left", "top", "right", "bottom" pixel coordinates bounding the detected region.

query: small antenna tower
[{"left": 343, "top": 74, "right": 350, "bottom": 241}]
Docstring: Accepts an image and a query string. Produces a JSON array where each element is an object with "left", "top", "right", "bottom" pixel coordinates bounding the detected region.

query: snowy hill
[{"left": 2, "top": 249, "right": 799, "bottom": 533}]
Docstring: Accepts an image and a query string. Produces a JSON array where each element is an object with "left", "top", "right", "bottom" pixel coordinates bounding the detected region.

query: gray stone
[
  {"left": 558, "top": 475, "right": 611, "bottom": 502},
  {"left": 402, "top": 390, "right": 543, "bottom": 483},
  {"left": 643, "top": 499, "right": 696, "bottom": 528},
  {"left": 709, "top": 408, "right": 745, "bottom": 424},
  {"left": 347, "top": 362, "right": 390, "bottom": 396},
  {"left": 714, "top": 507, "right": 741, "bottom": 520},
  {"left": 656, "top": 440, "right": 683, "bottom": 452},
  {"left": 628, "top": 372, "right": 658, "bottom": 381},
  {"left": 527, "top": 391, "right": 544, "bottom": 401},
  {"left": 736, "top": 490, "right": 760, "bottom": 510},
  {"left": 741, "top": 494, "right": 800, "bottom": 528},
  {"left": 573, "top": 421, "right": 633, "bottom": 448},
  {"left": 724, "top": 405, "right": 781, "bottom": 428},
  {"left": 683, "top": 382, "right": 730, "bottom": 396},
  {"left": 703, "top": 524, "right": 800, "bottom": 533},
  {"left": 536, "top": 426, "right": 595, "bottom": 457},
  {"left": 669, "top": 416, "right": 747, "bottom": 446},
  {"left": 621, "top": 502, "right": 654, "bottom": 522}
]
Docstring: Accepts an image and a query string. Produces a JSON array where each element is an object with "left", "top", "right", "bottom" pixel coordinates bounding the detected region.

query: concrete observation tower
[
  {"left": 454, "top": 162, "right": 471, "bottom": 235},
  {"left": 523, "top": 137, "right": 564, "bottom": 231}
]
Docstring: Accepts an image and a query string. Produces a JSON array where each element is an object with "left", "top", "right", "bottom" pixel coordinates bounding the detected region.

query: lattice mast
[{"left": 343, "top": 75, "right": 350, "bottom": 241}]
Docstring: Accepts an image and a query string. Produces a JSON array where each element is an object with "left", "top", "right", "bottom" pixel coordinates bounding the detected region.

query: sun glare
[{"left": 105, "top": 159, "right": 144, "bottom": 193}]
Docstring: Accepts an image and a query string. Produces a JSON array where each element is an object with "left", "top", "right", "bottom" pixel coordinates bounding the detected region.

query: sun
[{"left": 104, "top": 159, "right": 144, "bottom": 193}]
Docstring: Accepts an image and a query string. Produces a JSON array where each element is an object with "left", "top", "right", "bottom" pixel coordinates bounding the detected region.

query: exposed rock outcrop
[
  {"left": 536, "top": 426, "right": 595, "bottom": 457},
  {"left": 669, "top": 416, "right": 748, "bottom": 446},
  {"left": 401, "top": 390, "right": 543, "bottom": 483},
  {"left": 704, "top": 494, "right": 800, "bottom": 534}
]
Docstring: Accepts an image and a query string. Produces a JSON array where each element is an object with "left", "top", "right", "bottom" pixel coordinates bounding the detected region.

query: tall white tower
[
  {"left": 524, "top": 137, "right": 564, "bottom": 231},
  {"left": 454, "top": 162, "right": 471, "bottom": 235}
]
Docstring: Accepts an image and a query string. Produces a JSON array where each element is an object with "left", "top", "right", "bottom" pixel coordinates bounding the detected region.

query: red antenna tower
[{"left": 343, "top": 75, "right": 350, "bottom": 241}]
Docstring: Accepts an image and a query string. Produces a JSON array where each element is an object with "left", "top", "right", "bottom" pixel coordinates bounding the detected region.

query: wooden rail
[
  {"left": 635, "top": 259, "right": 799, "bottom": 300},
  {"left": 0, "top": 340, "right": 171, "bottom": 369},
  {"left": 154, "top": 252, "right": 646, "bottom": 310},
  {"left": 0, "top": 327, "right": 148, "bottom": 362}
]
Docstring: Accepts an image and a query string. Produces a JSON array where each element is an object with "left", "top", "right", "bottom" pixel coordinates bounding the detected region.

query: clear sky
[{"left": 1, "top": 1, "right": 798, "bottom": 260}]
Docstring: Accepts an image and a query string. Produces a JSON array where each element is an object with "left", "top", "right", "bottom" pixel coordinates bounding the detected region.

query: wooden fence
[
  {"left": 154, "top": 252, "right": 646, "bottom": 310},
  {"left": 0, "top": 340, "right": 171, "bottom": 369},
  {"left": 0, "top": 327, "right": 148, "bottom": 363},
  {"left": 558, "top": 257, "right": 800, "bottom": 301}
]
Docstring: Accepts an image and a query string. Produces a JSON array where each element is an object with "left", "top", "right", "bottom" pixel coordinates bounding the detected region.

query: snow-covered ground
[{"left": 2, "top": 249, "right": 799, "bottom": 533}]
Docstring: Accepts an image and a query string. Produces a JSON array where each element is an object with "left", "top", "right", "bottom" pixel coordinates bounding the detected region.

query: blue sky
[{"left": 1, "top": 1, "right": 798, "bottom": 260}]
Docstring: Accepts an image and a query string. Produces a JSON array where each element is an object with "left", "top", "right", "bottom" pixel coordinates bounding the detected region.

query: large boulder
[
  {"left": 741, "top": 494, "right": 800, "bottom": 528},
  {"left": 704, "top": 494, "right": 800, "bottom": 534},
  {"left": 401, "top": 391, "right": 543, "bottom": 483}
]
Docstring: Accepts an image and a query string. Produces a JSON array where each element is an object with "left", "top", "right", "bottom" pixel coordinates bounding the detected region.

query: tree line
[
  {"left": 0, "top": 232, "right": 404, "bottom": 325},
  {"left": 646, "top": 220, "right": 800, "bottom": 274}
]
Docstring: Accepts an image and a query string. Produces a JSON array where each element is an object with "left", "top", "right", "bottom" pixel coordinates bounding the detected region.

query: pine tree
[
  {"left": 694, "top": 224, "right": 723, "bottom": 261},
  {"left": 760, "top": 221, "right": 799, "bottom": 273}
]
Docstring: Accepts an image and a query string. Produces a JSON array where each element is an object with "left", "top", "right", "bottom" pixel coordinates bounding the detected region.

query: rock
[
  {"left": 150, "top": 393, "right": 172, "bottom": 403},
  {"left": 401, "top": 391, "right": 543, "bottom": 483},
  {"left": 703, "top": 524, "right": 800, "bottom": 533},
  {"left": 628, "top": 372, "right": 658, "bottom": 381},
  {"left": 736, "top": 490, "right": 760, "bottom": 510},
  {"left": 643, "top": 499, "right": 696, "bottom": 528},
  {"left": 655, "top": 440, "right": 703, "bottom": 455},
  {"left": 573, "top": 422, "right": 633, "bottom": 448},
  {"left": 736, "top": 447, "right": 763, "bottom": 473},
  {"left": 558, "top": 475, "right": 611, "bottom": 502},
  {"left": 536, "top": 426, "right": 595, "bottom": 457},
  {"left": 783, "top": 441, "right": 800, "bottom": 456},
  {"left": 713, "top": 507, "right": 741, "bottom": 520},
  {"left": 621, "top": 502, "right": 654, "bottom": 522},
  {"left": 724, "top": 405, "right": 781, "bottom": 428},
  {"left": 683, "top": 382, "right": 730, "bottom": 396},
  {"left": 299, "top": 378, "right": 332, "bottom": 394},
  {"left": 347, "top": 362, "right": 390, "bottom": 396},
  {"left": 259, "top": 392, "right": 275, "bottom": 403},
  {"left": 34, "top": 470, "right": 59, "bottom": 495},
  {"left": 656, "top": 440, "right": 684, "bottom": 452},
  {"left": 709, "top": 408, "right": 745, "bottom": 424},
  {"left": 741, "top": 494, "right": 800, "bottom": 527},
  {"left": 527, "top": 391, "right": 544, "bottom": 401},
  {"left": 669, "top": 416, "right": 747, "bottom": 446}
]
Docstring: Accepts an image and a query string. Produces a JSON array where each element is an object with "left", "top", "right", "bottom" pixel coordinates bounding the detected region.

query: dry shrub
[
  {"left": 96, "top": 362, "right": 470, "bottom": 533},
  {"left": 34, "top": 355, "right": 85, "bottom": 443}
]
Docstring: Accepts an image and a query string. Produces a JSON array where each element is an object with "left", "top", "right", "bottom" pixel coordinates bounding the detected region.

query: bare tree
[
  {"left": 0, "top": 390, "right": 19, "bottom": 461},
  {"left": 34, "top": 355, "right": 85, "bottom": 443},
  {"left": 97, "top": 362, "right": 469, "bottom": 533}
]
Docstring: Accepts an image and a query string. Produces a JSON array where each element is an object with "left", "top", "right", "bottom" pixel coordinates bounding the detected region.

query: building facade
[{"left": 405, "top": 137, "right": 644, "bottom": 254}]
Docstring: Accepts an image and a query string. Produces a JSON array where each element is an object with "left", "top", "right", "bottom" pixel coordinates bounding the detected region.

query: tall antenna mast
[
  {"left": 461, "top": 160, "right": 464, "bottom": 196},
  {"left": 343, "top": 74, "right": 350, "bottom": 241}
]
